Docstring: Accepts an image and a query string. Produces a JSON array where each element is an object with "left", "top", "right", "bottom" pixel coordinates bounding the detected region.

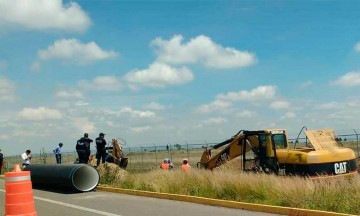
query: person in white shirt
[
  {"left": 53, "top": 143, "right": 63, "bottom": 164},
  {"left": 21, "top": 150, "right": 32, "bottom": 169}
]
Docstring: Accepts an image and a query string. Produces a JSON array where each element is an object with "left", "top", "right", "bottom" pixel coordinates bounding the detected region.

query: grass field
[{"left": 97, "top": 161, "right": 360, "bottom": 215}]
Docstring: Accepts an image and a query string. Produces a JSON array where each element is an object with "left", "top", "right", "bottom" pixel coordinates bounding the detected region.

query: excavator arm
[
  {"left": 197, "top": 131, "right": 255, "bottom": 170},
  {"left": 106, "top": 139, "right": 128, "bottom": 169}
]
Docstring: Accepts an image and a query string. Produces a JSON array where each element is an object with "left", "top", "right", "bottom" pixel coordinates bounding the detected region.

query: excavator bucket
[{"left": 119, "top": 158, "right": 128, "bottom": 169}]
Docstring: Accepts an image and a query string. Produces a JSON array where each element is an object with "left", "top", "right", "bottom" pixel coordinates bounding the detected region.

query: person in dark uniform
[
  {"left": 95, "top": 132, "right": 107, "bottom": 167},
  {"left": 258, "top": 139, "right": 269, "bottom": 172},
  {"left": 82, "top": 133, "right": 93, "bottom": 163},
  {"left": 0, "top": 149, "right": 4, "bottom": 174},
  {"left": 76, "top": 137, "right": 88, "bottom": 164}
]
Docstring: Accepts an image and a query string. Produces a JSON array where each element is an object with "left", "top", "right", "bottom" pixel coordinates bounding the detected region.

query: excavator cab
[
  {"left": 242, "top": 130, "right": 287, "bottom": 174},
  {"left": 197, "top": 129, "right": 288, "bottom": 174}
]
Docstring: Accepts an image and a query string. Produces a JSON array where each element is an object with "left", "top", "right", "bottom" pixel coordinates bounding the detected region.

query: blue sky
[{"left": 1, "top": 0, "right": 360, "bottom": 155}]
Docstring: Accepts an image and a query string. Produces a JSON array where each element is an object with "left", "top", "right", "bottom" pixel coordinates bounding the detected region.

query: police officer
[
  {"left": 76, "top": 137, "right": 88, "bottom": 164},
  {"left": 82, "top": 133, "right": 93, "bottom": 162},
  {"left": 95, "top": 133, "right": 107, "bottom": 167}
]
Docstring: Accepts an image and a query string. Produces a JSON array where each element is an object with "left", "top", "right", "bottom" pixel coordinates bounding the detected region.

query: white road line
[{"left": 0, "top": 189, "right": 122, "bottom": 216}]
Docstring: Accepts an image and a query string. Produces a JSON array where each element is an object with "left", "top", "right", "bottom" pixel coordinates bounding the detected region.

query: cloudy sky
[{"left": 1, "top": 0, "right": 360, "bottom": 155}]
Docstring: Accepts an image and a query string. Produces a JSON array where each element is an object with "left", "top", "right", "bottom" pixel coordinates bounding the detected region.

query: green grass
[{"left": 97, "top": 163, "right": 360, "bottom": 215}]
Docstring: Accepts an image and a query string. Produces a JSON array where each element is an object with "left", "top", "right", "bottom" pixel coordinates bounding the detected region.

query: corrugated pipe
[{"left": 24, "top": 164, "right": 100, "bottom": 192}]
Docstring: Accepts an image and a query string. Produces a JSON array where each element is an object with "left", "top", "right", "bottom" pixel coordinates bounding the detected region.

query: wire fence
[{"left": 1, "top": 129, "right": 360, "bottom": 173}]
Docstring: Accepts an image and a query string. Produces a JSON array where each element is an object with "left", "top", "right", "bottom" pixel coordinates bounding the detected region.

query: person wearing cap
[
  {"left": 53, "top": 143, "right": 64, "bottom": 164},
  {"left": 167, "top": 158, "right": 174, "bottom": 169},
  {"left": 82, "top": 133, "right": 93, "bottom": 163},
  {"left": 76, "top": 137, "right": 88, "bottom": 164},
  {"left": 95, "top": 132, "right": 107, "bottom": 167},
  {"left": 160, "top": 158, "right": 170, "bottom": 170},
  {"left": 181, "top": 158, "right": 191, "bottom": 171}
]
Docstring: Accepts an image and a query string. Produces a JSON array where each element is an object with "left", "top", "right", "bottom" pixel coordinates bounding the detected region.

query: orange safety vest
[
  {"left": 161, "top": 162, "right": 170, "bottom": 170},
  {"left": 181, "top": 164, "right": 191, "bottom": 171}
]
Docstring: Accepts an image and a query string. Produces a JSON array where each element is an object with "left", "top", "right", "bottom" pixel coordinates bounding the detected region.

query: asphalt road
[{"left": 0, "top": 179, "right": 281, "bottom": 216}]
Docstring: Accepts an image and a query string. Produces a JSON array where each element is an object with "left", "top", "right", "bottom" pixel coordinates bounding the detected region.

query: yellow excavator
[
  {"left": 197, "top": 128, "right": 357, "bottom": 177},
  {"left": 105, "top": 138, "right": 128, "bottom": 169}
]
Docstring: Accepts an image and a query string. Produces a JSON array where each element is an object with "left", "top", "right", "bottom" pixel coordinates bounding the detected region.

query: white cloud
[
  {"left": 300, "top": 80, "right": 312, "bottom": 88},
  {"left": 333, "top": 71, "right": 360, "bottom": 87},
  {"left": 236, "top": 110, "right": 256, "bottom": 118},
  {"left": 195, "top": 100, "right": 232, "bottom": 113},
  {"left": 280, "top": 112, "right": 296, "bottom": 120},
  {"left": 72, "top": 117, "right": 96, "bottom": 133},
  {"left": 0, "top": 134, "right": 10, "bottom": 140},
  {"left": 216, "top": 85, "right": 277, "bottom": 101},
  {"left": 0, "top": 0, "right": 91, "bottom": 32},
  {"left": 106, "top": 121, "right": 117, "bottom": 127},
  {"left": 143, "top": 102, "right": 165, "bottom": 110},
  {"left": 152, "top": 35, "right": 256, "bottom": 69},
  {"left": 78, "top": 76, "right": 121, "bottom": 91},
  {"left": 74, "top": 101, "right": 89, "bottom": 106},
  {"left": 129, "top": 125, "right": 151, "bottom": 133},
  {"left": 270, "top": 100, "right": 290, "bottom": 110},
  {"left": 55, "top": 89, "right": 84, "bottom": 99},
  {"left": 124, "top": 62, "right": 194, "bottom": 88},
  {"left": 203, "top": 117, "right": 227, "bottom": 125},
  {"left": 30, "top": 61, "right": 41, "bottom": 72},
  {"left": 18, "top": 107, "right": 62, "bottom": 120},
  {"left": 315, "top": 101, "right": 341, "bottom": 110},
  {"left": 195, "top": 85, "right": 277, "bottom": 114},
  {"left": 354, "top": 42, "right": 360, "bottom": 52},
  {"left": 38, "top": 39, "right": 117, "bottom": 64},
  {"left": 0, "top": 77, "right": 16, "bottom": 102},
  {"left": 118, "top": 107, "right": 155, "bottom": 118}
]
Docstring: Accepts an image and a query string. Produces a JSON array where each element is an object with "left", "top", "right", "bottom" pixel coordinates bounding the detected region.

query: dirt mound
[{"left": 96, "top": 163, "right": 128, "bottom": 183}]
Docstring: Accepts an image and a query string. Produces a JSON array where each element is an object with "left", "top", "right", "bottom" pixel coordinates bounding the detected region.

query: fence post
[
  {"left": 169, "top": 143, "right": 173, "bottom": 162},
  {"left": 128, "top": 147, "right": 131, "bottom": 169},
  {"left": 204, "top": 139, "right": 209, "bottom": 148},
  {"left": 141, "top": 146, "right": 144, "bottom": 168},
  {"left": 154, "top": 144, "right": 157, "bottom": 167},
  {"left": 354, "top": 129, "right": 359, "bottom": 158},
  {"left": 185, "top": 140, "right": 189, "bottom": 161}
]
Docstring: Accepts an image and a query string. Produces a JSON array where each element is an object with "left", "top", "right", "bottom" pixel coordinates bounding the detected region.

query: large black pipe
[{"left": 24, "top": 164, "right": 100, "bottom": 192}]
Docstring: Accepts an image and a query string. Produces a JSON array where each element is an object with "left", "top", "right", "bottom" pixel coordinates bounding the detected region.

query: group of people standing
[
  {"left": 50, "top": 132, "right": 108, "bottom": 166},
  {"left": 76, "top": 132, "right": 108, "bottom": 167}
]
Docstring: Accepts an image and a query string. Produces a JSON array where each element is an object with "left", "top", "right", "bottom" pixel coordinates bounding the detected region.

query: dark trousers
[
  {"left": 22, "top": 163, "right": 29, "bottom": 169},
  {"left": 0, "top": 160, "right": 3, "bottom": 173},
  {"left": 86, "top": 149, "right": 91, "bottom": 163},
  {"left": 77, "top": 150, "right": 88, "bottom": 164},
  {"left": 96, "top": 151, "right": 107, "bottom": 166},
  {"left": 55, "top": 154, "right": 62, "bottom": 164}
]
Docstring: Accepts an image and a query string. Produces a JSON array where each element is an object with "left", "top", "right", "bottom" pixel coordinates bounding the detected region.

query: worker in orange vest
[
  {"left": 160, "top": 158, "right": 170, "bottom": 170},
  {"left": 181, "top": 158, "right": 191, "bottom": 171}
]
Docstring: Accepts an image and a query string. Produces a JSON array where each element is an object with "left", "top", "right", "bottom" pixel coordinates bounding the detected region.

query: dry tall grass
[{"left": 97, "top": 162, "right": 360, "bottom": 215}]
